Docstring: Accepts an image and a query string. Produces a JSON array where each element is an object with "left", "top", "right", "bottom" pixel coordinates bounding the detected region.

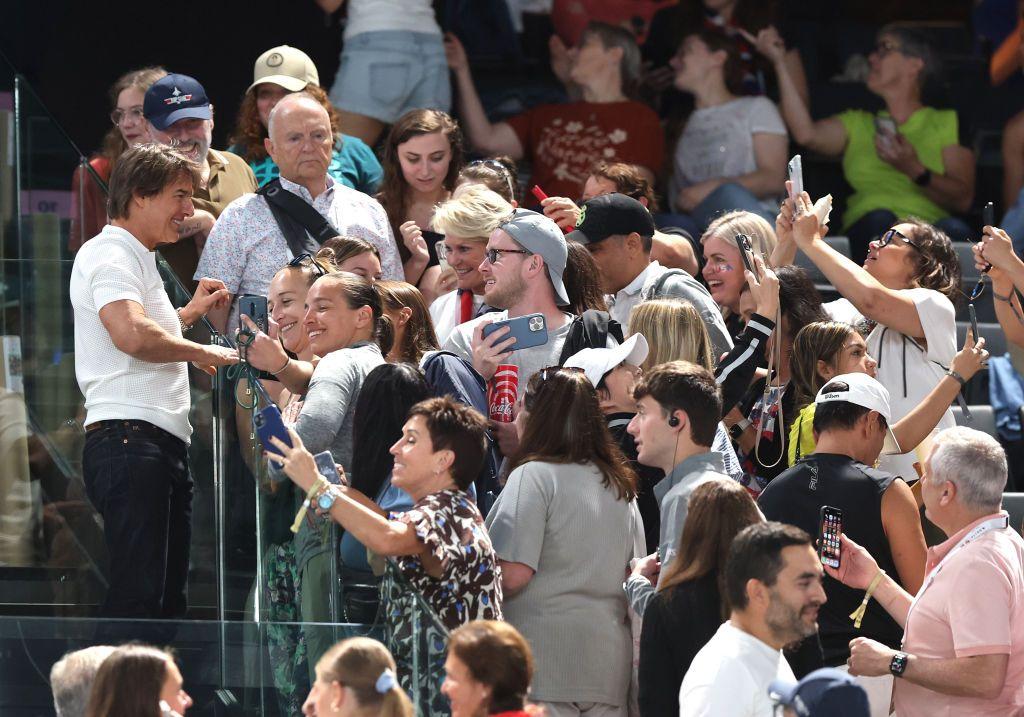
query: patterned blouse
[{"left": 390, "top": 488, "right": 502, "bottom": 629}]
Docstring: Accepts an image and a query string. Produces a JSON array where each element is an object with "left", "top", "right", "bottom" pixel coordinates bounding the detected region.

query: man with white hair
[
  {"left": 50, "top": 645, "right": 116, "bottom": 717},
  {"left": 830, "top": 425, "right": 1024, "bottom": 716},
  {"left": 196, "top": 91, "right": 401, "bottom": 333}
]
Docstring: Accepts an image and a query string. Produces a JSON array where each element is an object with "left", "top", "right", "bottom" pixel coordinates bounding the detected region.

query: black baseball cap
[
  {"left": 566, "top": 193, "right": 656, "bottom": 246},
  {"left": 144, "top": 73, "right": 212, "bottom": 131}
]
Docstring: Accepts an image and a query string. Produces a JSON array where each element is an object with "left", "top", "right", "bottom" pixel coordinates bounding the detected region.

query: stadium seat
[
  {"left": 952, "top": 404, "right": 997, "bottom": 441},
  {"left": 956, "top": 242, "right": 981, "bottom": 283},
  {"left": 793, "top": 236, "right": 850, "bottom": 294},
  {"left": 956, "top": 321, "right": 1006, "bottom": 359}
]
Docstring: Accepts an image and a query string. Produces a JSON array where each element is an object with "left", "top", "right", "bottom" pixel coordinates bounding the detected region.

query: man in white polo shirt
[{"left": 70, "top": 144, "right": 237, "bottom": 619}]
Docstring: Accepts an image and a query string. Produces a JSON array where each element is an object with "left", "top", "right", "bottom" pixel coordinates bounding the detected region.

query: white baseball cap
[
  {"left": 248, "top": 45, "right": 320, "bottom": 93},
  {"left": 815, "top": 373, "right": 902, "bottom": 455},
  {"left": 564, "top": 334, "right": 649, "bottom": 389}
]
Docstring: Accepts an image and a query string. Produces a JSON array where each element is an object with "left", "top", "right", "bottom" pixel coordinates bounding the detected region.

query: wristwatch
[
  {"left": 889, "top": 651, "right": 909, "bottom": 678},
  {"left": 729, "top": 417, "right": 751, "bottom": 440},
  {"left": 317, "top": 484, "right": 342, "bottom": 511},
  {"left": 914, "top": 168, "right": 932, "bottom": 187}
]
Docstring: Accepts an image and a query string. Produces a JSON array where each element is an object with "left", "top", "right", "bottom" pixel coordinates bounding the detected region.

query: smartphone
[
  {"left": 238, "top": 294, "right": 269, "bottom": 334},
  {"left": 874, "top": 116, "right": 897, "bottom": 137},
  {"left": 735, "top": 233, "right": 759, "bottom": 278},
  {"left": 787, "top": 154, "right": 803, "bottom": 200},
  {"left": 531, "top": 185, "right": 549, "bottom": 203},
  {"left": 255, "top": 404, "right": 292, "bottom": 457},
  {"left": 435, "top": 237, "right": 451, "bottom": 274},
  {"left": 314, "top": 450, "right": 342, "bottom": 485},
  {"left": 818, "top": 505, "right": 843, "bottom": 569},
  {"left": 983, "top": 201, "right": 994, "bottom": 229},
  {"left": 481, "top": 313, "right": 549, "bottom": 353},
  {"left": 969, "top": 303, "right": 981, "bottom": 343}
]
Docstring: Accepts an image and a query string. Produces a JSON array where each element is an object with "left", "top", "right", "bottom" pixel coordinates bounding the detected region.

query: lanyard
[{"left": 903, "top": 515, "right": 1010, "bottom": 643}]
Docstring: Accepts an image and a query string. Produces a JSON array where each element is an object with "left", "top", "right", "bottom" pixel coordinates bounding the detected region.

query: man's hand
[
  {"left": 181, "top": 277, "right": 231, "bottom": 327},
  {"left": 847, "top": 637, "right": 896, "bottom": 677},
  {"left": 192, "top": 344, "right": 239, "bottom": 376},
  {"left": 471, "top": 320, "right": 516, "bottom": 381},
  {"left": 630, "top": 552, "right": 661, "bottom": 584},
  {"left": 444, "top": 33, "right": 470, "bottom": 74},
  {"left": 489, "top": 418, "right": 520, "bottom": 457},
  {"left": 541, "top": 196, "right": 581, "bottom": 231},
  {"left": 823, "top": 533, "right": 881, "bottom": 590},
  {"left": 239, "top": 314, "right": 289, "bottom": 373},
  {"left": 176, "top": 208, "right": 216, "bottom": 238},
  {"left": 876, "top": 133, "right": 924, "bottom": 178}
]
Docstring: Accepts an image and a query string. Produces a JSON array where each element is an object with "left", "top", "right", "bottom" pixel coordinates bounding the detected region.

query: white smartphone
[{"left": 787, "top": 154, "right": 803, "bottom": 200}]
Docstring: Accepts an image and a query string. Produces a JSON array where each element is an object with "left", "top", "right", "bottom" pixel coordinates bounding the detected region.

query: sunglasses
[
  {"left": 484, "top": 248, "right": 532, "bottom": 265},
  {"left": 467, "top": 158, "right": 516, "bottom": 198},
  {"left": 877, "top": 228, "right": 921, "bottom": 251},
  {"left": 288, "top": 253, "right": 328, "bottom": 277}
]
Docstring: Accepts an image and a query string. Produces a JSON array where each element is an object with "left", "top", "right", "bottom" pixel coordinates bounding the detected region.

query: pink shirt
[{"left": 895, "top": 512, "right": 1024, "bottom": 717}]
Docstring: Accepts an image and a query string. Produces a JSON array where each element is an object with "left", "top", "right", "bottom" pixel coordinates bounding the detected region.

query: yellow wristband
[
  {"left": 291, "top": 477, "right": 329, "bottom": 534},
  {"left": 849, "top": 570, "right": 886, "bottom": 629}
]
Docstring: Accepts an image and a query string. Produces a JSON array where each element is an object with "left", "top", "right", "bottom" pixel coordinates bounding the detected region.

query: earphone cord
[{"left": 754, "top": 303, "right": 786, "bottom": 470}]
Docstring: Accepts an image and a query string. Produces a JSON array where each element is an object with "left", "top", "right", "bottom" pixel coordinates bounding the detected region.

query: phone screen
[
  {"left": 238, "top": 294, "right": 269, "bottom": 334},
  {"left": 314, "top": 450, "right": 341, "bottom": 485},
  {"left": 818, "top": 506, "right": 842, "bottom": 569}
]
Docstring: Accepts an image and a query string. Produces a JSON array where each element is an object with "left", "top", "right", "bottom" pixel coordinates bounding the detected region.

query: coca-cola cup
[{"left": 488, "top": 364, "right": 519, "bottom": 423}]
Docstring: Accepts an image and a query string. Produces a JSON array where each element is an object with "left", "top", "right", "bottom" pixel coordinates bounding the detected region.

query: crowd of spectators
[{"left": 60, "top": 2, "right": 1024, "bottom": 716}]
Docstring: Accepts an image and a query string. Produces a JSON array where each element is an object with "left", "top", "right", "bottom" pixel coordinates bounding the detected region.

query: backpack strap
[
  {"left": 645, "top": 268, "right": 686, "bottom": 300},
  {"left": 257, "top": 178, "right": 340, "bottom": 258}
]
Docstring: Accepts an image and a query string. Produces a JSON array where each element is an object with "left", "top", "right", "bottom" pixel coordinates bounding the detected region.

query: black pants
[{"left": 83, "top": 420, "right": 193, "bottom": 619}]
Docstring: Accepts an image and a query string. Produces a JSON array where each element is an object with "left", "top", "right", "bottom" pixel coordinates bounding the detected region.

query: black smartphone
[
  {"left": 238, "top": 294, "right": 269, "bottom": 334},
  {"left": 969, "top": 303, "right": 980, "bottom": 344},
  {"left": 983, "top": 201, "right": 994, "bottom": 229},
  {"left": 818, "top": 505, "right": 843, "bottom": 569},
  {"left": 255, "top": 404, "right": 292, "bottom": 458},
  {"left": 735, "top": 233, "right": 759, "bottom": 278},
  {"left": 481, "top": 313, "right": 549, "bottom": 353}
]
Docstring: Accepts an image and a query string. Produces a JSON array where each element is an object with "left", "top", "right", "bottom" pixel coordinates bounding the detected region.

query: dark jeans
[
  {"left": 846, "top": 209, "right": 973, "bottom": 265},
  {"left": 83, "top": 420, "right": 193, "bottom": 619}
]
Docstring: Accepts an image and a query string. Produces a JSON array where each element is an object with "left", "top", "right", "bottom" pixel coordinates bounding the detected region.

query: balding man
[
  {"left": 829, "top": 426, "right": 1024, "bottom": 716},
  {"left": 196, "top": 92, "right": 401, "bottom": 333}
]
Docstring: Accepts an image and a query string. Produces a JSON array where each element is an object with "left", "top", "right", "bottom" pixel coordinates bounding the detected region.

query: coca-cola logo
[{"left": 489, "top": 400, "right": 514, "bottom": 418}]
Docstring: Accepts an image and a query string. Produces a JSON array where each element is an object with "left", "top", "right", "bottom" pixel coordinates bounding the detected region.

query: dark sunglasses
[
  {"left": 288, "top": 253, "right": 328, "bottom": 277},
  {"left": 877, "top": 228, "right": 921, "bottom": 251},
  {"left": 484, "top": 248, "right": 532, "bottom": 264}
]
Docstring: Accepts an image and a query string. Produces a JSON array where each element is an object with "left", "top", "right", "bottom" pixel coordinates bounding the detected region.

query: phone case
[
  {"left": 482, "top": 313, "right": 549, "bottom": 353},
  {"left": 238, "top": 294, "right": 269, "bottom": 333},
  {"left": 787, "top": 154, "right": 803, "bottom": 199},
  {"left": 818, "top": 506, "right": 842, "bottom": 569},
  {"left": 255, "top": 404, "right": 292, "bottom": 457},
  {"left": 313, "top": 451, "right": 341, "bottom": 485}
]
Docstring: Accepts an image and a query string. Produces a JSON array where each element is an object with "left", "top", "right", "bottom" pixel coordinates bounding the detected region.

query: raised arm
[
  {"left": 976, "top": 226, "right": 1024, "bottom": 349},
  {"left": 444, "top": 34, "right": 524, "bottom": 159},
  {"left": 791, "top": 195, "right": 925, "bottom": 338},
  {"left": 743, "top": 26, "right": 846, "bottom": 155}
]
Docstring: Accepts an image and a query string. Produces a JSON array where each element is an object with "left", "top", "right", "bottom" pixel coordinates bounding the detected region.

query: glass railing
[{"left": 0, "top": 55, "right": 450, "bottom": 715}]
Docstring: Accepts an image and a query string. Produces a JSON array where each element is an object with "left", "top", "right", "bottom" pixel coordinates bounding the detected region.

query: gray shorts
[{"left": 329, "top": 30, "right": 451, "bottom": 123}]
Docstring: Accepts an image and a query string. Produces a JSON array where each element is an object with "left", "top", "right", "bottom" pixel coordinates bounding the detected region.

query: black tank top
[{"left": 757, "top": 453, "right": 905, "bottom": 666}]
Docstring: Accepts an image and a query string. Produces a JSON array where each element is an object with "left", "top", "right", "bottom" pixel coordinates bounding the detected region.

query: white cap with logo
[
  {"left": 564, "top": 333, "right": 649, "bottom": 389},
  {"left": 815, "top": 373, "right": 902, "bottom": 455},
  {"left": 249, "top": 45, "right": 320, "bottom": 93}
]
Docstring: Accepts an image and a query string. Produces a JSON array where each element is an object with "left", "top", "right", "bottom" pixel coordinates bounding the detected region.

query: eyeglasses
[
  {"left": 877, "top": 228, "right": 920, "bottom": 251},
  {"left": 484, "top": 248, "right": 532, "bottom": 264},
  {"left": 288, "top": 253, "right": 328, "bottom": 277},
  {"left": 873, "top": 39, "right": 902, "bottom": 58},
  {"left": 110, "top": 107, "right": 145, "bottom": 125}
]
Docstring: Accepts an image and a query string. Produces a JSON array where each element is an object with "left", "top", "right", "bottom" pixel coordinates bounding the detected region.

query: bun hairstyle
[
  {"left": 901, "top": 218, "right": 961, "bottom": 303},
  {"left": 315, "top": 273, "right": 395, "bottom": 355},
  {"left": 317, "top": 637, "right": 413, "bottom": 717},
  {"left": 319, "top": 236, "right": 381, "bottom": 266}
]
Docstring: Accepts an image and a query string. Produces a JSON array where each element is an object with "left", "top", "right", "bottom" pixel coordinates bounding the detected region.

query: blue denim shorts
[{"left": 330, "top": 30, "right": 452, "bottom": 123}]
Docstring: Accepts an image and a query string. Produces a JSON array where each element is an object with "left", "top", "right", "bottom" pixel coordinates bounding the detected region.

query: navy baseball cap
[
  {"left": 144, "top": 73, "right": 212, "bottom": 131},
  {"left": 566, "top": 193, "right": 656, "bottom": 246},
  {"left": 769, "top": 668, "right": 869, "bottom": 717}
]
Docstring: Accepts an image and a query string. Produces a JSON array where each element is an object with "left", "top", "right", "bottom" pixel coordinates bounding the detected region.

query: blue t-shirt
[
  {"left": 231, "top": 134, "right": 383, "bottom": 195},
  {"left": 339, "top": 476, "right": 413, "bottom": 572}
]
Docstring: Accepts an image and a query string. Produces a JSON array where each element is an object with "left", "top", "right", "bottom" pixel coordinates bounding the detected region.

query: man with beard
[
  {"left": 144, "top": 73, "right": 258, "bottom": 289},
  {"left": 442, "top": 209, "right": 575, "bottom": 455},
  {"left": 679, "top": 522, "right": 826, "bottom": 717},
  {"left": 757, "top": 373, "right": 926, "bottom": 716}
]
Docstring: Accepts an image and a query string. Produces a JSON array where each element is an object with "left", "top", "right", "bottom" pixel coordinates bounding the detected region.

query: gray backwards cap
[{"left": 497, "top": 209, "right": 570, "bottom": 306}]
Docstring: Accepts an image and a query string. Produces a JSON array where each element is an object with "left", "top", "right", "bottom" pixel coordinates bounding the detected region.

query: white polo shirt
[{"left": 70, "top": 225, "right": 192, "bottom": 443}]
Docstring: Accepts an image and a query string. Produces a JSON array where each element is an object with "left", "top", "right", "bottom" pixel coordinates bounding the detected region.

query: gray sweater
[{"left": 272, "top": 341, "right": 385, "bottom": 568}]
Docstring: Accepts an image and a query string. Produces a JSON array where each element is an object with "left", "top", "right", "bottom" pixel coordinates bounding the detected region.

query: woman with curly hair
[
  {"left": 376, "top": 108, "right": 466, "bottom": 288},
  {"left": 70, "top": 66, "right": 166, "bottom": 251},
  {"left": 228, "top": 45, "right": 382, "bottom": 194},
  {"left": 787, "top": 192, "right": 963, "bottom": 479}
]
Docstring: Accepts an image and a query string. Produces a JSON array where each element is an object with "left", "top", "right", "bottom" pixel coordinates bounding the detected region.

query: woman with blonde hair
[
  {"left": 700, "top": 210, "right": 781, "bottom": 333},
  {"left": 428, "top": 185, "right": 511, "bottom": 341},
  {"left": 303, "top": 637, "right": 413, "bottom": 717}
]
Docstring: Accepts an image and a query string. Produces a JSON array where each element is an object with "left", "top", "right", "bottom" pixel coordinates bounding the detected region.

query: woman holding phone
[{"left": 758, "top": 23, "right": 974, "bottom": 262}]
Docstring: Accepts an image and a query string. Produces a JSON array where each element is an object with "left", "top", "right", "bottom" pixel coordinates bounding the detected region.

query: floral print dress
[{"left": 382, "top": 488, "right": 502, "bottom": 714}]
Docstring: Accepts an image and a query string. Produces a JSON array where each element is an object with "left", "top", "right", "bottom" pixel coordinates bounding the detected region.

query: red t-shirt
[{"left": 506, "top": 100, "right": 664, "bottom": 200}]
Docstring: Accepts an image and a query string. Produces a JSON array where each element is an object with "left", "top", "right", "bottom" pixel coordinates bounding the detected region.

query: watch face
[{"left": 317, "top": 493, "right": 334, "bottom": 511}]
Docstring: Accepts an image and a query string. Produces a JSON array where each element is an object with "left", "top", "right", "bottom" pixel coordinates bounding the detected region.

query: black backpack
[{"left": 557, "top": 310, "right": 625, "bottom": 365}]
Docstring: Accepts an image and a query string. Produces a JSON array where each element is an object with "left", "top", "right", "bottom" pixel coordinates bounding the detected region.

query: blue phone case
[
  {"left": 481, "top": 313, "right": 549, "bottom": 353},
  {"left": 255, "top": 404, "right": 291, "bottom": 456}
]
